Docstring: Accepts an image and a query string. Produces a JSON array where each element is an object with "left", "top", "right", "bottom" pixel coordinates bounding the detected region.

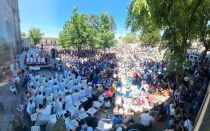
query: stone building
[
  {"left": 41, "top": 37, "right": 58, "bottom": 45},
  {"left": 21, "top": 36, "right": 31, "bottom": 47},
  {"left": 0, "top": 0, "right": 21, "bottom": 59}
]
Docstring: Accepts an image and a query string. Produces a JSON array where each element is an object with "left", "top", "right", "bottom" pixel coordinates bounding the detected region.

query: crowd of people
[
  {"left": 11, "top": 43, "right": 209, "bottom": 131},
  {"left": 25, "top": 48, "right": 47, "bottom": 65}
]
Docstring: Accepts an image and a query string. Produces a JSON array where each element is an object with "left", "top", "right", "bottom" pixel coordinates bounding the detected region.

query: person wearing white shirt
[
  {"left": 64, "top": 113, "right": 77, "bottom": 130},
  {"left": 33, "top": 57, "right": 36, "bottom": 63},
  {"left": 46, "top": 93, "right": 54, "bottom": 105},
  {"left": 41, "top": 75, "right": 46, "bottom": 84},
  {"left": 34, "top": 79, "right": 40, "bottom": 89},
  {"left": 26, "top": 100, "right": 35, "bottom": 115},
  {"left": 67, "top": 80, "right": 74, "bottom": 89},
  {"left": 59, "top": 73, "right": 63, "bottom": 82},
  {"left": 55, "top": 72, "right": 59, "bottom": 80},
  {"left": 48, "top": 78, "right": 54, "bottom": 87},
  {"left": 54, "top": 89, "right": 63, "bottom": 100},
  {"left": 14, "top": 76, "right": 20, "bottom": 85},
  {"left": 30, "top": 75, "right": 36, "bottom": 84},
  {"left": 26, "top": 57, "right": 29, "bottom": 64},
  {"left": 35, "top": 86, "right": 44, "bottom": 95},
  {"left": 45, "top": 86, "right": 52, "bottom": 96},
  {"left": 72, "top": 90, "right": 80, "bottom": 104},
  {"left": 77, "top": 75, "right": 81, "bottom": 83},
  {"left": 35, "top": 74, "right": 40, "bottom": 82},
  {"left": 36, "top": 53, "right": 39, "bottom": 58},
  {"left": 140, "top": 110, "right": 155, "bottom": 127},
  {"left": 183, "top": 116, "right": 193, "bottom": 131},
  {"left": 30, "top": 57, "right": 33, "bottom": 64},
  {"left": 67, "top": 74, "right": 71, "bottom": 81},
  {"left": 59, "top": 80, "right": 66, "bottom": 91},
  {"left": 71, "top": 74, "right": 75, "bottom": 80},
  {"left": 81, "top": 125, "right": 93, "bottom": 131},
  {"left": 27, "top": 81, "right": 33, "bottom": 91},
  {"left": 37, "top": 57, "right": 41, "bottom": 64},
  {"left": 53, "top": 76, "right": 59, "bottom": 85},
  {"left": 53, "top": 98, "right": 63, "bottom": 113},
  {"left": 52, "top": 83, "right": 59, "bottom": 93},
  {"left": 74, "top": 105, "right": 86, "bottom": 119},
  {"left": 103, "top": 98, "right": 111, "bottom": 108},
  {"left": 72, "top": 85, "right": 79, "bottom": 93},
  {"left": 64, "top": 87, "right": 69, "bottom": 95},
  {"left": 41, "top": 57, "right": 45, "bottom": 64},
  {"left": 27, "top": 52, "right": 30, "bottom": 58},
  {"left": 42, "top": 80, "right": 49, "bottom": 88},
  {"left": 85, "top": 86, "right": 92, "bottom": 97},
  {"left": 63, "top": 77, "right": 67, "bottom": 83},
  {"left": 79, "top": 88, "right": 86, "bottom": 101},
  {"left": 169, "top": 104, "right": 175, "bottom": 116},
  {"left": 35, "top": 92, "right": 44, "bottom": 107},
  {"left": 64, "top": 92, "right": 73, "bottom": 109}
]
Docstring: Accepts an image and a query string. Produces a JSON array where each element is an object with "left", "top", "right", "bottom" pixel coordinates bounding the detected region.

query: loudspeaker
[{"left": 51, "top": 48, "right": 56, "bottom": 59}]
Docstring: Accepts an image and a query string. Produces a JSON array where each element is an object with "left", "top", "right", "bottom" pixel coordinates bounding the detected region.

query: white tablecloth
[{"left": 29, "top": 66, "right": 40, "bottom": 71}]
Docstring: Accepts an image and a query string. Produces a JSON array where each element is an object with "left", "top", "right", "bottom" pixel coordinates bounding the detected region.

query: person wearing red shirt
[{"left": 105, "top": 88, "right": 113, "bottom": 103}]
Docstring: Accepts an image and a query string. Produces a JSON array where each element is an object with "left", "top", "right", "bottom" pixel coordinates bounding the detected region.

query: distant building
[
  {"left": 41, "top": 37, "right": 58, "bottom": 45},
  {"left": 0, "top": 0, "right": 21, "bottom": 57},
  {"left": 21, "top": 37, "right": 31, "bottom": 47}
]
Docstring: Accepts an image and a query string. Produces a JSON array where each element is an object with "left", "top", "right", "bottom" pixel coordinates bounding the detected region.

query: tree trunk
[{"left": 176, "top": 73, "right": 181, "bottom": 88}]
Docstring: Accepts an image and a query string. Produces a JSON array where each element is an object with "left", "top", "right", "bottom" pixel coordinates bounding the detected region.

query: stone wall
[{"left": 0, "top": 0, "right": 21, "bottom": 60}]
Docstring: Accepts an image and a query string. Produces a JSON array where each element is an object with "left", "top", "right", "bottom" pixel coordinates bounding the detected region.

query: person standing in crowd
[{"left": 139, "top": 109, "right": 155, "bottom": 130}]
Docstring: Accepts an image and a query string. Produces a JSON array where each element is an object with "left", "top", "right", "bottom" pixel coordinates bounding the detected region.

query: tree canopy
[
  {"left": 97, "top": 12, "right": 116, "bottom": 50},
  {"left": 193, "top": 0, "right": 210, "bottom": 60},
  {"left": 28, "top": 28, "right": 44, "bottom": 46},
  {"left": 139, "top": 20, "right": 161, "bottom": 46},
  {"left": 59, "top": 8, "right": 90, "bottom": 51},
  {"left": 59, "top": 8, "right": 116, "bottom": 51},
  {"left": 21, "top": 32, "right": 26, "bottom": 37},
  {"left": 126, "top": 0, "right": 208, "bottom": 85},
  {"left": 123, "top": 33, "right": 137, "bottom": 43}
]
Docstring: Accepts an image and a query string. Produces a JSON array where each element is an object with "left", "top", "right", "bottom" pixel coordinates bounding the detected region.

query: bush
[{"left": 53, "top": 115, "right": 66, "bottom": 131}]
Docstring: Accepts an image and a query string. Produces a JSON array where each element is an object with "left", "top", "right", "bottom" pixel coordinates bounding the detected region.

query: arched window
[{"left": 5, "top": 20, "right": 14, "bottom": 44}]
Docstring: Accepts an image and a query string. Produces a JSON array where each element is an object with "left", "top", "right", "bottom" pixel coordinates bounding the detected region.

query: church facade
[{"left": 0, "top": 0, "right": 21, "bottom": 58}]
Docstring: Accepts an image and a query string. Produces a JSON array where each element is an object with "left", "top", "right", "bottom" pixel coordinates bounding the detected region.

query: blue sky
[{"left": 19, "top": 0, "right": 131, "bottom": 38}]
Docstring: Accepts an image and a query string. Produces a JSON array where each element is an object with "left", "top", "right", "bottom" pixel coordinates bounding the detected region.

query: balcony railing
[{"left": 193, "top": 83, "right": 210, "bottom": 131}]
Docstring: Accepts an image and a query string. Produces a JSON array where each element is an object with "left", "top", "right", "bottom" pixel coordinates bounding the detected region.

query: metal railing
[{"left": 193, "top": 83, "right": 210, "bottom": 131}]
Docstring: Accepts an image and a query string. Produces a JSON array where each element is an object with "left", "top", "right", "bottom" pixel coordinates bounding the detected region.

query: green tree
[
  {"left": 97, "top": 12, "right": 116, "bottom": 51},
  {"left": 139, "top": 21, "right": 161, "bottom": 46},
  {"left": 126, "top": 0, "right": 205, "bottom": 86},
  {"left": 88, "top": 14, "right": 100, "bottom": 50},
  {"left": 59, "top": 7, "right": 90, "bottom": 52},
  {"left": 110, "top": 16, "right": 117, "bottom": 31},
  {"left": 123, "top": 33, "right": 137, "bottom": 43},
  {"left": 28, "top": 28, "right": 44, "bottom": 46},
  {"left": 53, "top": 116, "right": 66, "bottom": 131},
  {"left": 21, "top": 32, "right": 26, "bottom": 37},
  {"left": 193, "top": 1, "right": 210, "bottom": 61}
]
